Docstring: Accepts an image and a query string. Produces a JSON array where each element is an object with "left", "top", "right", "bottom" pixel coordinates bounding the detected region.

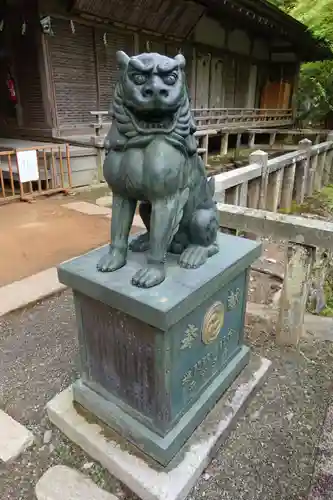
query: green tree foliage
[{"left": 269, "top": 0, "right": 333, "bottom": 124}]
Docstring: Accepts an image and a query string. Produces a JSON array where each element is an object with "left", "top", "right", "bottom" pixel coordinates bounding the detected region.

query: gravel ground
[{"left": 0, "top": 291, "right": 332, "bottom": 500}]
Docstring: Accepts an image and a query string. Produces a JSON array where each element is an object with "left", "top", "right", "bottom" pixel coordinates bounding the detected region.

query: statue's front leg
[
  {"left": 97, "top": 193, "right": 136, "bottom": 272},
  {"left": 131, "top": 196, "right": 177, "bottom": 288}
]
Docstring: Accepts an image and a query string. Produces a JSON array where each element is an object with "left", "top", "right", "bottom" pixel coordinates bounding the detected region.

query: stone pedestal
[{"left": 57, "top": 232, "right": 261, "bottom": 466}]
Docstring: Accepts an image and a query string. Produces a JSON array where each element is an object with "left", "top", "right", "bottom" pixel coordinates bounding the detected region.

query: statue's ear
[
  {"left": 116, "top": 51, "right": 130, "bottom": 70},
  {"left": 174, "top": 53, "right": 186, "bottom": 69}
]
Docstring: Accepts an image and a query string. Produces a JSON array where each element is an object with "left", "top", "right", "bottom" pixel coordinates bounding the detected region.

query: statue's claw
[
  {"left": 179, "top": 245, "right": 209, "bottom": 269},
  {"left": 97, "top": 248, "right": 126, "bottom": 273},
  {"left": 129, "top": 232, "right": 150, "bottom": 252},
  {"left": 131, "top": 265, "right": 166, "bottom": 288}
]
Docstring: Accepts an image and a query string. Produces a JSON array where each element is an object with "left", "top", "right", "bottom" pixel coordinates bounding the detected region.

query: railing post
[
  {"left": 280, "top": 160, "right": 296, "bottom": 213},
  {"left": 314, "top": 150, "right": 327, "bottom": 191},
  {"left": 323, "top": 131, "right": 333, "bottom": 185},
  {"left": 266, "top": 166, "right": 284, "bottom": 212},
  {"left": 250, "top": 150, "right": 269, "bottom": 210},
  {"left": 295, "top": 138, "right": 312, "bottom": 203},
  {"left": 308, "top": 149, "right": 319, "bottom": 196},
  {"left": 277, "top": 243, "right": 315, "bottom": 347}
]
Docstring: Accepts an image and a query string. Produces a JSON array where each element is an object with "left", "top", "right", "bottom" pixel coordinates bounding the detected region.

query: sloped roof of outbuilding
[{"left": 201, "top": 0, "right": 332, "bottom": 61}]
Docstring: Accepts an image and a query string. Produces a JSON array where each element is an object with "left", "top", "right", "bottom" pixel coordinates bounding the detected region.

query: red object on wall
[{"left": 6, "top": 75, "right": 17, "bottom": 104}]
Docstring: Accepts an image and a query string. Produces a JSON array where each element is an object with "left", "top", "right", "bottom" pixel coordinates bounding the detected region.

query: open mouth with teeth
[{"left": 126, "top": 108, "right": 179, "bottom": 133}]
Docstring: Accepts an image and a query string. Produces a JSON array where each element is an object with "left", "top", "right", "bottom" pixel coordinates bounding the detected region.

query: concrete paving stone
[
  {"left": 0, "top": 409, "right": 34, "bottom": 462},
  {"left": 63, "top": 201, "right": 146, "bottom": 229},
  {"left": 0, "top": 267, "right": 66, "bottom": 317},
  {"left": 47, "top": 356, "right": 271, "bottom": 500},
  {"left": 96, "top": 195, "right": 113, "bottom": 207},
  {"left": 63, "top": 201, "right": 111, "bottom": 216},
  {"left": 35, "top": 465, "right": 118, "bottom": 500}
]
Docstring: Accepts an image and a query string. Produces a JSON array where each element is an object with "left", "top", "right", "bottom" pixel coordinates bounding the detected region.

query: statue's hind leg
[
  {"left": 129, "top": 201, "right": 151, "bottom": 252},
  {"left": 179, "top": 208, "right": 219, "bottom": 269}
]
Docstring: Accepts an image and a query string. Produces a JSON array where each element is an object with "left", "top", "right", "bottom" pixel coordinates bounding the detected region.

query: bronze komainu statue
[{"left": 97, "top": 51, "right": 219, "bottom": 288}]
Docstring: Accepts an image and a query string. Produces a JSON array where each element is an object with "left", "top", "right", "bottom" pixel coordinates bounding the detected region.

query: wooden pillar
[
  {"left": 250, "top": 150, "right": 269, "bottom": 210},
  {"left": 295, "top": 138, "right": 312, "bottom": 204},
  {"left": 236, "top": 133, "right": 242, "bottom": 149},
  {"left": 277, "top": 243, "right": 315, "bottom": 346},
  {"left": 248, "top": 132, "right": 256, "bottom": 149},
  {"left": 220, "top": 133, "right": 229, "bottom": 156},
  {"left": 134, "top": 33, "right": 140, "bottom": 54},
  {"left": 269, "top": 132, "right": 277, "bottom": 147}
]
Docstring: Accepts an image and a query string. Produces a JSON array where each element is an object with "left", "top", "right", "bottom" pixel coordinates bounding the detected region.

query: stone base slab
[
  {"left": 73, "top": 345, "right": 250, "bottom": 466},
  {"left": 47, "top": 355, "right": 271, "bottom": 500}
]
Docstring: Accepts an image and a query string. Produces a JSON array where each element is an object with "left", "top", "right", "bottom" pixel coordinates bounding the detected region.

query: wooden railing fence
[{"left": 0, "top": 144, "right": 72, "bottom": 204}]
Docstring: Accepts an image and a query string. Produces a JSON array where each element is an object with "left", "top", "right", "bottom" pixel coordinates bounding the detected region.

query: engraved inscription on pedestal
[
  {"left": 227, "top": 287, "right": 241, "bottom": 310},
  {"left": 171, "top": 272, "right": 247, "bottom": 420},
  {"left": 180, "top": 325, "right": 199, "bottom": 350}
]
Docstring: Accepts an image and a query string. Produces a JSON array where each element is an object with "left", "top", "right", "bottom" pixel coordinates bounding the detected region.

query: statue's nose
[{"left": 142, "top": 85, "right": 169, "bottom": 98}]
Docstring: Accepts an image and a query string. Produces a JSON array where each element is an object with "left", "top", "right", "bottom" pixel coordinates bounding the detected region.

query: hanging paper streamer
[
  {"left": 21, "top": 20, "right": 26, "bottom": 35},
  {"left": 0, "top": 20, "right": 4, "bottom": 32},
  {"left": 103, "top": 32, "right": 107, "bottom": 46},
  {"left": 70, "top": 20, "right": 75, "bottom": 34},
  {"left": 40, "top": 16, "right": 53, "bottom": 35}
]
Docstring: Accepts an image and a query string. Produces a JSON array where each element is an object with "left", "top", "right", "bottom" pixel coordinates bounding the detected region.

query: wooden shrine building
[{"left": 0, "top": 0, "right": 331, "bottom": 140}]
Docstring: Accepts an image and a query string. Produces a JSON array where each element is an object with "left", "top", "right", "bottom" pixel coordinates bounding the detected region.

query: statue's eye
[
  {"left": 132, "top": 73, "right": 148, "bottom": 85},
  {"left": 163, "top": 73, "right": 178, "bottom": 85}
]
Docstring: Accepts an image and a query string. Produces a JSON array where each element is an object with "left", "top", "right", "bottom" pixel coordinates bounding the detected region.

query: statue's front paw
[
  {"left": 131, "top": 265, "right": 166, "bottom": 288},
  {"left": 129, "top": 232, "right": 150, "bottom": 252},
  {"left": 179, "top": 245, "right": 208, "bottom": 269},
  {"left": 97, "top": 248, "right": 126, "bottom": 273}
]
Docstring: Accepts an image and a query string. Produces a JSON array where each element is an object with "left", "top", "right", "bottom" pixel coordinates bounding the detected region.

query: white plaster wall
[
  {"left": 194, "top": 15, "right": 226, "bottom": 49},
  {"left": 228, "top": 29, "right": 251, "bottom": 55}
]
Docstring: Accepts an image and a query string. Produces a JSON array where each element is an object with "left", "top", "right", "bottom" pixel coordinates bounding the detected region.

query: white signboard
[{"left": 17, "top": 150, "right": 39, "bottom": 183}]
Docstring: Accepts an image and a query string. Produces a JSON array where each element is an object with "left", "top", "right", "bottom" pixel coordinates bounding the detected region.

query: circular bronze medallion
[{"left": 202, "top": 301, "right": 224, "bottom": 345}]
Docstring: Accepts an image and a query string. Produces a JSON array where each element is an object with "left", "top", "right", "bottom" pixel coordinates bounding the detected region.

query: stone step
[
  {"left": 35, "top": 465, "right": 118, "bottom": 500},
  {"left": 0, "top": 410, "right": 34, "bottom": 462}
]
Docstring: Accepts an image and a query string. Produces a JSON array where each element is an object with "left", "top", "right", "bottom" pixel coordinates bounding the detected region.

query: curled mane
[{"left": 111, "top": 73, "right": 197, "bottom": 154}]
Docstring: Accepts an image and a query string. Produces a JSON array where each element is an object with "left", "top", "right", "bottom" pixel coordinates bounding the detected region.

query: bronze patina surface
[{"left": 97, "top": 51, "right": 219, "bottom": 288}]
